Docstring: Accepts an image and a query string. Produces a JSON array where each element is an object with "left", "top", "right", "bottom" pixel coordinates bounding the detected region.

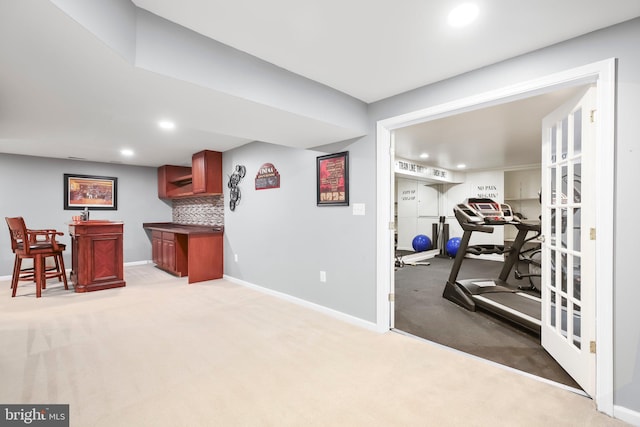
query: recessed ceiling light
[
  {"left": 448, "top": 3, "right": 479, "bottom": 28},
  {"left": 419, "top": 153, "right": 429, "bottom": 159},
  {"left": 120, "top": 148, "right": 134, "bottom": 157},
  {"left": 158, "top": 120, "right": 175, "bottom": 130},
  {"left": 457, "top": 164, "right": 467, "bottom": 169}
]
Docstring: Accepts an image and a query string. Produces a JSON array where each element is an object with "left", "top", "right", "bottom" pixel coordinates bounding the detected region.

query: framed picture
[
  {"left": 316, "top": 151, "right": 349, "bottom": 206},
  {"left": 64, "top": 174, "right": 118, "bottom": 210}
]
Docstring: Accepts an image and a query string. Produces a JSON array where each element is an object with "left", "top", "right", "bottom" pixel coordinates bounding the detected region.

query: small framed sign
[
  {"left": 316, "top": 151, "right": 349, "bottom": 206},
  {"left": 255, "top": 163, "right": 280, "bottom": 190},
  {"left": 64, "top": 174, "right": 118, "bottom": 210}
]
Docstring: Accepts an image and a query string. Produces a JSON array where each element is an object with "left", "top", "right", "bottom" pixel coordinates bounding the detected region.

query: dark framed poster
[
  {"left": 316, "top": 151, "right": 349, "bottom": 206},
  {"left": 63, "top": 174, "right": 118, "bottom": 210}
]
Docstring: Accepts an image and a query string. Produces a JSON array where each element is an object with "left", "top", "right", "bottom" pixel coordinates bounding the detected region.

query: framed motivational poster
[{"left": 316, "top": 151, "right": 349, "bottom": 206}]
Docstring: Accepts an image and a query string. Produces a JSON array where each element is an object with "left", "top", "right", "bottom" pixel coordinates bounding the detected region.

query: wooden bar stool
[{"left": 5, "top": 217, "right": 68, "bottom": 298}]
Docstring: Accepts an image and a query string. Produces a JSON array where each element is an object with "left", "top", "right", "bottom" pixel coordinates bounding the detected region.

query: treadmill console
[
  {"left": 454, "top": 198, "right": 515, "bottom": 224},
  {"left": 500, "top": 204, "right": 514, "bottom": 222}
]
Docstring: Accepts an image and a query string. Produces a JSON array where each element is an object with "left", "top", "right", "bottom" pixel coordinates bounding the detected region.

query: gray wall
[
  {"left": 222, "top": 140, "right": 376, "bottom": 322},
  {"left": 0, "top": 154, "right": 171, "bottom": 275},
  {"left": 368, "top": 18, "right": 640, "bottom": 415}
]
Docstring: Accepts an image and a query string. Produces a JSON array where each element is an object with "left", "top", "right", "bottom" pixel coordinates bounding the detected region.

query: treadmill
[{"left": 442, "top": 198, "right": 542, "bottom": 334}]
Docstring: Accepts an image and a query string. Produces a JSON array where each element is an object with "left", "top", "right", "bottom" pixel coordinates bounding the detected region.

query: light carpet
[{"left": 0, "top": 264, "right": 627, "bottom": 426}]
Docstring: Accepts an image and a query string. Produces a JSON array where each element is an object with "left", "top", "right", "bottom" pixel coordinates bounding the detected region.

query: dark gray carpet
[{"left": 394, "top": 255, "right": 580, "bottom": 389}]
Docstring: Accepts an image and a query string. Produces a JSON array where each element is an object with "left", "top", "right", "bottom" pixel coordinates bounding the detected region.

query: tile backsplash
[{"left": 172, "top": 195, "right": 224, "bottom": 226}]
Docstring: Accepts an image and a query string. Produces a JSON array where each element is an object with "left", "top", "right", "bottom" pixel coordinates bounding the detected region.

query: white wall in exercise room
[
  {"left": 396, "top": 178, "right": 440, "bottom": 251},
  {"left": 444, "top": 170, "right": 505, "bottom": 247}
]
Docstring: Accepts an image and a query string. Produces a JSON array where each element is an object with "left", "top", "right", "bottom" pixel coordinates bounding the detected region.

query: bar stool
[{"left": 5, "top": 217, "right": 68, "bottom": 297}]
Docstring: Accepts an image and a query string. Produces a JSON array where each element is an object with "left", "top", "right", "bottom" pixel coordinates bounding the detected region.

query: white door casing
[
  {"left": 541, "top": 86, "right": 597, "bottom": 396},
  {"left": 377, "top": 58, "right": 615, "bottom": 414}
]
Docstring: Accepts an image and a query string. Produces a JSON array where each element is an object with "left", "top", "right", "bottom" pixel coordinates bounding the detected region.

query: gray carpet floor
[
  {"left": 4, "top": 264, "right": 626, "bottom": 426},
  {"left": 394, "top": 254, "right": 580, "bottom": 389}
]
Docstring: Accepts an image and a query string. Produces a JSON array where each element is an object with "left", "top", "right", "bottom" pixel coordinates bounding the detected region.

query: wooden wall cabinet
[
  {"left": 157, "top": 165, "right": 192, "bottom": 199},
  {"left": 158, "top": 150, "right": 222, "bottom": 199},
  {"left": 192, "top": 150, "right": 222, "bottom": 194},
  {"left": 69, "top": 221, "right": 126, "bottom": 292}
]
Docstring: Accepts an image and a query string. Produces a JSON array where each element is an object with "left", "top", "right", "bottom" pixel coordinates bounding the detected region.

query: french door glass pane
[
  {"left": 561, "top": 208, "right": 568, "bottom": 249},
  {"left": 574, "top": 162, "right": 582, "bottom": 203},
  {"left": 573, "top": 108, "right": 582, "bottom": 156},
  {"left": 551, "top": 167, "right": 557, "bottom": 203},
  {"left": 551, "top": 248, "right": 556, "bottom": 286},
  {"left": 573, "top": 208, "right": 581, "bottom": 252},
  {"left": 573, "top": 255, "right": 582, "bottom": 301},
  {"left": 561, "top": 258, "right": 568, "bottom": 293},
  {"left": 551, "top": 290, "right": 557, "bottom": 328},
  {"left": 561, "top": 165, "right": 568, "bottom": 204},
  {"left": 573, "top": 303, "right": 582, "bottom": 349},
  {"left": 561, "top": 117, "right": 568, "bottom": 160},
  {"left": 561, "top": 296, "right": 568, "bottom": 333},
  {"left": 551, "top": 125, "right": 557, "bottom": 162}
]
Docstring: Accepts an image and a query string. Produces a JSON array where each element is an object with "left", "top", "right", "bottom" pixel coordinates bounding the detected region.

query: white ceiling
[
  {"left": 1, "top": 1, "right": 639, "bottom": 168},
  {"left": 393, "top": 85, "right": 588, "bottom": 171},
  {"left": 131, "top": 0, "right": 639, "bottom": 103}
]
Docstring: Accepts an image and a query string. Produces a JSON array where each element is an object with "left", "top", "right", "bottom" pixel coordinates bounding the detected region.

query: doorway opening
[
  {"left": 392, "top": 86, "right": 587, "bottom": 389},
  {"left": 375, "top": 58, "right": 615, "bottom": 415}
]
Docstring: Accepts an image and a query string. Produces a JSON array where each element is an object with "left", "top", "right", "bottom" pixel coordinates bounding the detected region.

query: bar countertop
[{"left": 142, "top": 222, "right": 224, "bottom": 234}]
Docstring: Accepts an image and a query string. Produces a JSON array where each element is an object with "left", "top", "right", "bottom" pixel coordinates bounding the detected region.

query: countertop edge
[{"left": 143, "top": 222, "right": 224, "bottom": 234}]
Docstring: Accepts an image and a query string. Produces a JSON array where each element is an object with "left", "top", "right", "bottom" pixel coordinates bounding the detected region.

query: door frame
[{"left": 375, "top": 58, "right": 615, "bottom": 414}]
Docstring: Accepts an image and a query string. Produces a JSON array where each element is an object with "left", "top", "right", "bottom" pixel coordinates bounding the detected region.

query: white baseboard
[
  {"left": 223, "top": 274, "right": 383, "bottom": 333},
  {"left": 614, "top": 405, "right": 640, "bottom": 426},
  {"left": 125, "top": 260, "right": 153, "bottom": 267},
  {"left": 2, "top": 262, "right": 378, "bottom": 333}
]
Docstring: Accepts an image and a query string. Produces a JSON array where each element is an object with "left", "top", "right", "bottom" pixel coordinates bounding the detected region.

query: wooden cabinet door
[
  {"left": 191, "top": 151, "right": 206, "bottom": 194},
  {"left": 192, "top": 150, "right": 222, "bottom": 194},
  {"left": 162, "top": 233, "right": 176, "bottom": 272},
  {"left": 89, "top": 234, "right": 123, "bottom": 283},
  {"left": 157, "top": 166, "right": 169, "bottom": 199},
  {"left": 151, "top": 231, "right": 162, "bottom": 265}
]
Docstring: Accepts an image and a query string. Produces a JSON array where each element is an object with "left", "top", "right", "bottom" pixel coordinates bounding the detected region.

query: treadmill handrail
[{"left": 455, "top": 210, "right": 495, "bottom": 233}]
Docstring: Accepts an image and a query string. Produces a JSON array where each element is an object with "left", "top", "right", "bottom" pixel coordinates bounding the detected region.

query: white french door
[{"left": 541, "top": 86, "right": 597, "bottom": 396}]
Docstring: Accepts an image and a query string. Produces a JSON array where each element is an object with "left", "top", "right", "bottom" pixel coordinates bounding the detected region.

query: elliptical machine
[{"left": 513, "top": 234, "right": 542, "bottom": 292}]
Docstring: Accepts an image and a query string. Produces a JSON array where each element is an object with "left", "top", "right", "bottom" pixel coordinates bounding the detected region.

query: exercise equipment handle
[{"left": 455, "top": 210, "right": 495, "bottom": 233}]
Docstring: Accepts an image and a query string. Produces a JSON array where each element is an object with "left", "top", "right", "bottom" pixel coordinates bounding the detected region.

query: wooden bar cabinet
[{"left": 69, "top": 220, "right": 126, "bottom": 292}]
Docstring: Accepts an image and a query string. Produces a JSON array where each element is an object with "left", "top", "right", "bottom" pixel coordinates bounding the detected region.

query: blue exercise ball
[
  {"left": 412, "top": 234, "right": 432, "bottom": 252},
  {"left": 446, "top": 237, "right": 462, "bottom": 257}
]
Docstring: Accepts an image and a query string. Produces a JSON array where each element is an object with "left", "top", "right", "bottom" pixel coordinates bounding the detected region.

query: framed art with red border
[{"left": 316, "top": 151, "right": 349, "bottom": 206}]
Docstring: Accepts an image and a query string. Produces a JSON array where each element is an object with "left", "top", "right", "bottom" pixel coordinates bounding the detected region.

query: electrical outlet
[
  {"left": 320, "top": 271, "right": 326, "bottom": 282},
  {"left": 234, "top": 254, "right": 238, "bottom": 262}
]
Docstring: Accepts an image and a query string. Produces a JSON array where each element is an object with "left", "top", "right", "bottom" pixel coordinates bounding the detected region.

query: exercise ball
[
  {"left": 412, "top": 234, "right": 432, "bottom": 252},
  {"left": 446, "top": 237, "right": 462, "bottom": 257}
]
